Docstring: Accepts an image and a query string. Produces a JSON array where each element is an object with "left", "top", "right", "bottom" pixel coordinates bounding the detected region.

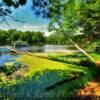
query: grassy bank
[
  {"left": 17, "top": 55, "right": 87, "bottom": 77},
  {"left": 0, "top": 53, "right": 98, "bottom": 98},
  {"left": 47, "top": 52, "right": 100, "bottom": 66}
]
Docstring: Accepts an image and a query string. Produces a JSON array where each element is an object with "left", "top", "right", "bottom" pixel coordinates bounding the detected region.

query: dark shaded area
[
  {"left": 3, "top": 0, "right": 27, "bottom": 8},
  {"left": 48, "top": 52, "right": 98, "bottom": 67},
  {"left": 45, "top": 72, "right": 84, "bottom": 90},
  {"left": 95, "top": 46, "right": 100, "bottom": 52},
  {"left": 0, "top": 66, "right": 98, "bottom": 99}
]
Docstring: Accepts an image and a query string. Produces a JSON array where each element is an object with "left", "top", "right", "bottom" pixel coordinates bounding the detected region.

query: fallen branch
[{"left": 5, "top": 46, "right": 33, "bottom": 56}]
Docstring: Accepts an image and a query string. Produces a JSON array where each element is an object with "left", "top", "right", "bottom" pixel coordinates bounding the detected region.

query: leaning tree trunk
[
  {"left": 69, "top": 38, "right": 95, "bottom": 63},
  {"left": 73, "top": 42, "right": 95, "bottom": 63}
]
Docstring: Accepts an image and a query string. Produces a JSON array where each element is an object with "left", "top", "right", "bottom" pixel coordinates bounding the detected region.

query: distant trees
[
  {"left": 0, "top": 29, "right": 85, "bottom": 45},
  {"left": 2, "top": 0, "right": 100, "bottom": 44},
  {"left": 0, "top": 29, "right": 82, "bottom": 46},
  {"left": 1, "top": 29, "right": 98, "bottom": 46},
  {"left": 0, "top": 29, "right": 45, "bottom": 45},
  {"left": 46, "top": 32, "right": 71, "bottom": 45},
  {"left": 24, "top": 31, "right": 45, "bottom": 45},
  {"left": 0, "top": 30, "right": 9, "bottom": 45},
  {"left": 1, "top": 0, "right": 100, "bottom": 47}
]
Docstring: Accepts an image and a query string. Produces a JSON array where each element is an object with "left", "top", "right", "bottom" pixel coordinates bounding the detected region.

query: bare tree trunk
[{"left": 73, "top": 43, "right": 95, "bottom": 63}]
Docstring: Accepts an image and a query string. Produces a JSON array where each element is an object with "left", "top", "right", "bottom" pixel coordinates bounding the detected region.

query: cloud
[
  {"left": 23, "top": 24, "right": 47, "bottom": 31},
  {"left": 22, "top": 23, "right": 52, "bottom": 36},
  {"left": 0, "top": 21, "right": 52, "bottom": 36}
]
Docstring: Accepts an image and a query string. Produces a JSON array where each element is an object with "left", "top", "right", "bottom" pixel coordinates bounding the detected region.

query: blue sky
[{"left": 0, "top": 0, "right": 51, "bottom": 36}]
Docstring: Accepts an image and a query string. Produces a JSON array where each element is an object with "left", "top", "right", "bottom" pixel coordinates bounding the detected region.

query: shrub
[
  {"left": 0, "top": 62, "right": 25, "bottom": 75},
  {"left": 14, "top": 41, "right": 28, "bottom": 48}
]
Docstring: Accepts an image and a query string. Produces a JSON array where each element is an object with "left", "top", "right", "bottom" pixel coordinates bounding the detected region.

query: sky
[{"left": 0, "top": 0, "right": 52, "bottom": 36}]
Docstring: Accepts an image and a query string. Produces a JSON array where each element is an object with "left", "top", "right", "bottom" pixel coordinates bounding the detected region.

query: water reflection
[
  {"left": 0, "top": 46, "right": 9, "bottom": 53},
  {"left": 0, "top": 45, "right": 77, "bottom": 65},
  {"left": 16, "top": 45, "right": 77, "bottom": 53},
  {"left": 0, "top": 53, "right": 19, "bottom": 66}
]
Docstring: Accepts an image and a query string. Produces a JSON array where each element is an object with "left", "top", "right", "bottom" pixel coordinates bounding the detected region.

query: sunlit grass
[
  {"left": 15, "top": 54, "right": 98, "bottom": 97},
  {"left": 89, "top": 52, "right": 100, "bottom": 60},
  {"left": 0, "top": 53, "right": 98, "bottom": 98},
  {"left": 17, "top": 55, "right": 88, "bottom": 77},
  {"left": 47, "top": 52, "right": 100, "bottom": 66}
]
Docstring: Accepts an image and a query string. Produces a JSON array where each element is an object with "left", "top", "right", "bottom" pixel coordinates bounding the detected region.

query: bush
[
  {"left": 14, "top": 41, "right": 28, "bottom": 48},
  {"left": 0, "top": 65, "right": 7, "bottom": 73},
  {"left": 0, "top": 62, "right": 25, "bottom": 75}
]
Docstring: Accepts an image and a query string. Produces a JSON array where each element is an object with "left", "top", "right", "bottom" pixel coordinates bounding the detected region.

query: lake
[
  {"left": 17, "top": 45, "right": 77, "bottom": 53},
  {"left": 0, "top": 45, "right": 77, "bottom": 65}
]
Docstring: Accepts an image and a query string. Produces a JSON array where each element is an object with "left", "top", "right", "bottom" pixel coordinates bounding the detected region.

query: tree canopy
[
  {"left": 2, "top": 0, "right": 100, "bottom": 44},
  {"left": 48, "top": 0, "right": 100, "bottom": 43},
  {"left": 0, "top": 29, "right": 45, "bottom": 45}
]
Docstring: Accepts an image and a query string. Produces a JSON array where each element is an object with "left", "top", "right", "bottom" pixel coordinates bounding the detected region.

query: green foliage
[
  {"left": 48, "top": 52, "right": 99, "bottom": 67},
  {"left": 48, "top": 0, "right": 100, "bottom": 44},
  {"left": 0, "top": 54, "right": 99, "bottom": 98},
  {"left": 2, "top": 0, "right": 100, "bottom": 45},
  {"left": 17, "top": 55, "right": 89, "bottom": 77},
  {"left": 14, "top": 41, "right": 28, "bottom": 48},
  {"left": 0, "top": 54, "right": 98, "bottom": 98},
  {"left": 2, "top": 0, "right": 100, "bottom": 44},
  {"left": 46, "top": 32, "right": 71, "bottom": 44},
  {"left": 48, "top": 55, "right": 81, "bottom": 66},
  {"left": 86, "top": 39, "right": 100, "bottom": 50},
  {"left": 0, "top": 62, "right": 23, "bottom": 75},
  {"left": 0, "top": 1, "right": 100, "bottom": 97},
  {"left": 0, "top": 29, "right": 45, "bottom": 45}
]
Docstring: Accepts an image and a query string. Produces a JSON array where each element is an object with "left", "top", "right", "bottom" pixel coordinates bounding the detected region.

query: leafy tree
[
  {"left": 3, "top": 0, "right": 99, "bottom": 43},
  {"left": 11, "top": 29, "right": 21, "bottom": 42},
  {"left": 0, "top": 29, "right": 45, "bottom": 45},
  {"left": 46, "top": 32, "right": 71, "bottom": 45},
  {"left": 2, "top": 0, "right": 100, "bottom": 62}
]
